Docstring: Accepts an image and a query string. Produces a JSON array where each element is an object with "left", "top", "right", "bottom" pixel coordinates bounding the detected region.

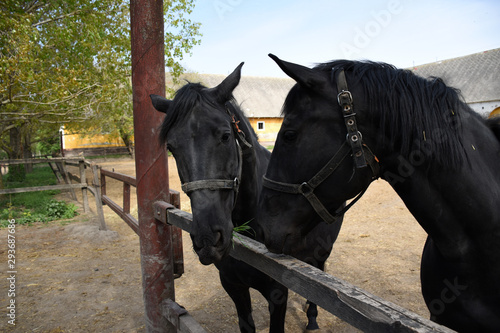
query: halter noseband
[
  {"left": 180, "top": 102, "right": 252, "bottom": 199},
  {"left": 262, "top": 69, "right": 379, "bottom": 225}
]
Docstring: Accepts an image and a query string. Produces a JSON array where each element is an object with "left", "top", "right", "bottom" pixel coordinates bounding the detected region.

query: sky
[{"left": 179, "top": 0, "right": 500, "bottom": 78}]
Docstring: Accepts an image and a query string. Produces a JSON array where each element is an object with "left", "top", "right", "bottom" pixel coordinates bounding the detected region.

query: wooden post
[
  {"left": 123, "top": 183, "right": 131, "bottom": 214},
  {"left": 48, "top": 162, "right": 64, "bottom": 183},
  {"left": 92, "top": 164, "right": 107, "bottom": 231},
  {"left": 130, "top": 0, "right": 175, "bottom": 332},
  {"left": 58, "top": 161, "right": 77, "bottom": 200},
  {"left": 79, "top": 160, "right": 89, "bottom": 213},
  {"left": 169, "top": 190, "right": 184, "bottom": 278},
  {"left": 100, "top": 171, "right": 107, "bottom": 196}
]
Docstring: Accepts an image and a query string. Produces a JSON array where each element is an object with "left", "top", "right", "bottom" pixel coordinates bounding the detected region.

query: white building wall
[{"left": 468, "top": 100, "right": 500, "bottom": 117}]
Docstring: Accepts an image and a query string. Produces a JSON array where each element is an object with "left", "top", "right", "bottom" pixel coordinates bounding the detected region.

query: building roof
[
  {"left": 410, "top": 48, "right": 500, "bottom": 104},
  {"left": 165, "top": 48, "right": 499, "bottom": 118},
  {"left": 167, "top": 72, "right": 294, "bottom": 118}
]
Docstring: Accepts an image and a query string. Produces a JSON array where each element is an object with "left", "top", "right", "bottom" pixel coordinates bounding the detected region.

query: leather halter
[
  {"left": 262, "top": 69, "right": 379, "bottom": 225},
  {"left": 181, "top": 102, "right": 253, "bottom": 199}
]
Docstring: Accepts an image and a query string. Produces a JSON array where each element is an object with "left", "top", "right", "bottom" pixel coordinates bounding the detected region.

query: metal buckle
[
  {"left": 233, "top": 177, "right": 240, "bottom": 189},
  {"left": 298, "top": 182, "right": 314, "bottom": 196},
  {"left": 337, "top": 90, "right": 353, "bottom": 105},
  {"left": 346, "top": 131, "right": 362, "bottom": 143}
]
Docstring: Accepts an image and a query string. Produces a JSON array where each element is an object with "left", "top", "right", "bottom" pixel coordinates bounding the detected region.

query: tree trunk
[
  {"left": 0, "top": 169, "right": 4, "bottom": 201},
  {"left": 23, "top": 130, "right": 33, "bottom": 173},
  {"left": 9, "top": 127, "right": 22, "bottom": 159},
  {"left": 9, "top": 126, "right": 25, "bottom": 181},
  {"left": 119, "top": 128, "right": 135, "bottom": 158}
]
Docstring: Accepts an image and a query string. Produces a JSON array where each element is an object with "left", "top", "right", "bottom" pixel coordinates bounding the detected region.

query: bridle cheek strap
[
  {"left": 262, "top": 142, "right": 378, "bottom": 224},
  {"left": 262, "top": 68, "right": 381, "bottom": 225}
]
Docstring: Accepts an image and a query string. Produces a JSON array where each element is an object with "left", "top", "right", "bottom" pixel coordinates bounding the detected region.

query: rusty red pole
[{"left": 130, "top": 1, "right": 175, "bottom": 332}]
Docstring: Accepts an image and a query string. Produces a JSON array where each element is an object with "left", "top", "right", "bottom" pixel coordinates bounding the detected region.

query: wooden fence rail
[
  {"left": 0, "top": 157, "right": 107, "bottom": 230},
  {"left": 0, "top": 158, "right": 85, "bottom": 202},
  {"left": 153, "top": 201, "right": 456, "bottom": 333},
  {"left": 99, "top": 168, "right": 139, "bottom": 233}
]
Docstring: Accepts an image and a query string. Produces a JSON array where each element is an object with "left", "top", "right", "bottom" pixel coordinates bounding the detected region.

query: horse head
[
  {"left": 151, "top": 63, "right": 246, "bottom": 265},
  {"left": 259, "top": 55, "right": 377, "bottom": 254}
]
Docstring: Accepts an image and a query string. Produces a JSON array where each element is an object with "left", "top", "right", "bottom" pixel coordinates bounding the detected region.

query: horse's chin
[
  {"left": 264, "top": 232, "right": 297, "bottom": 256},
  {"left": 196, "top": 244, "right": 230, "bottom": 266}
]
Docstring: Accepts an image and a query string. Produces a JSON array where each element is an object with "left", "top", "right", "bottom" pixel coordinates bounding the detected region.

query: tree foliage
[{"left": 0, "top": 0, "right": 201, "bottom": 158}]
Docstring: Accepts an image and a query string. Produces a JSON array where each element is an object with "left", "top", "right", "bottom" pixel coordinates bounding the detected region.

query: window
[{"left": 257, "top": 121, "right": 265, "bottom": 131}]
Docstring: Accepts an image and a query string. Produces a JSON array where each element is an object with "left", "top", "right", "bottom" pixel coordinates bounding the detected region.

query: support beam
[{"left": 130, "top": 1, "right": 175, "bottom": 332}]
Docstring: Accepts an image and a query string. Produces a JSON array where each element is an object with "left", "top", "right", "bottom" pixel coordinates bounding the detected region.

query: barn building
[
  {"left": 410, "top": 48, "right": 500, "bottom": 118},
  {"left": 61, "top": 48, "right": 499, "bottom": 156},
  {"left": 169, "top": 72, "right": 294, "bottom": 146}
]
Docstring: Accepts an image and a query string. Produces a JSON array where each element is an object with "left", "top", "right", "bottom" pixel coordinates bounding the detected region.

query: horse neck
[{"left": 381, "top": 126, "right": 500, "bottom": 261}]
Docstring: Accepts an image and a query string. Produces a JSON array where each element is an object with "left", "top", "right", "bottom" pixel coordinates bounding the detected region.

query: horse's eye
[
  {"left": 283, "top": 130, "right": 297, "bottom": 142},
  {"left": 221, "top": 132, "right": 231, "bottom": 143}
]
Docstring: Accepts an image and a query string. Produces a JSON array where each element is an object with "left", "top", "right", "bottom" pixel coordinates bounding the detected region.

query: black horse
[
  {"left": 150, "top": 63, "right": 342, "bottom": 332},
  {"left": 259, "top": 54, "right": 500, "bottom": 332}
]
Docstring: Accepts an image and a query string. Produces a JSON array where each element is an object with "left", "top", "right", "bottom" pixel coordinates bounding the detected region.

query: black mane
[
  {"left": 159, "top": 82, "right": 257, "bottom": 146},
  {"left": 290, "top": 60, "right": 480, "bottom": 167}
]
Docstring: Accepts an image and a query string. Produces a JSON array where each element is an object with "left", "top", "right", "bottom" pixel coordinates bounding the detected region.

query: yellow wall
[
  {"left": 63, "top": 132, "right": 127, "bottom": 150},
  {"left": 63, "top": 117, "right": 282, "bottom": 150},
  {"left": 248, "top": 117, "right": 283, "bottom": 143},
  {"left": 490, "top": 107, "right": 500, "bottom": 118}
]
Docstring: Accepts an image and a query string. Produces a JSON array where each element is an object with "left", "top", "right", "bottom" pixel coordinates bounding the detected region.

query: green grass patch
[
  {"left": 232, "top": 220, "right": 255, "bottom": 248},
  {"left": 1, "top": 165, "right": 78, "bottom": 227}
]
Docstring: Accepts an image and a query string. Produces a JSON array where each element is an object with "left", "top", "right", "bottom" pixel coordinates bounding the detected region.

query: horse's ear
[
  {"left": 269, "top": 54, "right": 329, "bottom": 91},
  {"left": 150, "top": 94, "right": 172, "bottom": 114},
  {"left": 208, "top": 62, "right": 244, "bottom": 104}
]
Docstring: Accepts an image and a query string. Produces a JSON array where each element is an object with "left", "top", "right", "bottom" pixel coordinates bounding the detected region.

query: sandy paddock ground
[{"left": 0, "top": 156, "right": 429, "bottom": 332}]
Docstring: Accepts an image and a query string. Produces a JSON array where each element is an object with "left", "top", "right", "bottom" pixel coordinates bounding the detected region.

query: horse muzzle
[{"left": 192, "top": 231, "right": 231, "bottom": 265}]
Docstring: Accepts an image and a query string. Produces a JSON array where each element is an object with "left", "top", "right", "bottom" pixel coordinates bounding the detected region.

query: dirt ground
[{"left": 0, "top": 156, "right": 429, "bottom": 332}]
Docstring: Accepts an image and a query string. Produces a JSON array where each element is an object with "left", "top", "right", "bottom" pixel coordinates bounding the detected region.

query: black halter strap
[
  {"left": 181, "top": 102, "right": 252, "bottom": 196},
  {"left": 262, "top": 69, "right": 379, "bottom": 225},
  {"left": 337, "top": 70, "right": 368, "bottom": 169}
]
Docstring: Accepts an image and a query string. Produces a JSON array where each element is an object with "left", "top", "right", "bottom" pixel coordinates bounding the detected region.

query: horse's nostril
[{"left": 214, "top": 231, "right": 223, "bottom": 247}]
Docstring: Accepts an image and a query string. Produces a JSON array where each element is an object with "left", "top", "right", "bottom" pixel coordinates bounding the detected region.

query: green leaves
[
  {"left": 1, "top": 0, "right": 202, "bottom": 158},
  {"left": 232, "top": 220, "right": 256, "bottom": 248}
]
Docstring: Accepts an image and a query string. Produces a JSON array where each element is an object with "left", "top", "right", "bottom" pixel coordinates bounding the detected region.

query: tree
[{"left": 0, "top": 0, "right": 201, "bottom": 160}]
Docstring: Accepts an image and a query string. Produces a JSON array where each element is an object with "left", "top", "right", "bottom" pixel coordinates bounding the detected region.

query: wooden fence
[
  {"left": 1, "top": 157, "right": 456, "bottom": 332},
  {"left": 153, "top": 201, "right": 456, "bottom": 333},
  {"left": 0, "top": 157, "right": 107, "bottom": 230},
  {"left": 0, "top": 158, "right": 85, "bottom": 200},
  {"left": 100, "top": 168, "right": 138, "bottom": 233},
  {"left": 98, "top": 167, "right": 185, "bottom": 277}
]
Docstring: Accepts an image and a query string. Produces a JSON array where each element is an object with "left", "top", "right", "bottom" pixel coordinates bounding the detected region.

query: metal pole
[{"left": 130, "top": 1, "right": 175, "bottom": 332}]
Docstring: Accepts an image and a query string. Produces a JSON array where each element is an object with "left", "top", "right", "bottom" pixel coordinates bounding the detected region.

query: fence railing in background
[
  {"left": 98, "top": 167, "right": 184, "bottom": 278},
  {"left": 0, "top": 157, "right": 109, "bottom": 230},
  {"left": 100, "top": 168, "right": 138, "bottom": 233},
  {"left": 1, "top": 158, "right": 84, "bottom": 201}
]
